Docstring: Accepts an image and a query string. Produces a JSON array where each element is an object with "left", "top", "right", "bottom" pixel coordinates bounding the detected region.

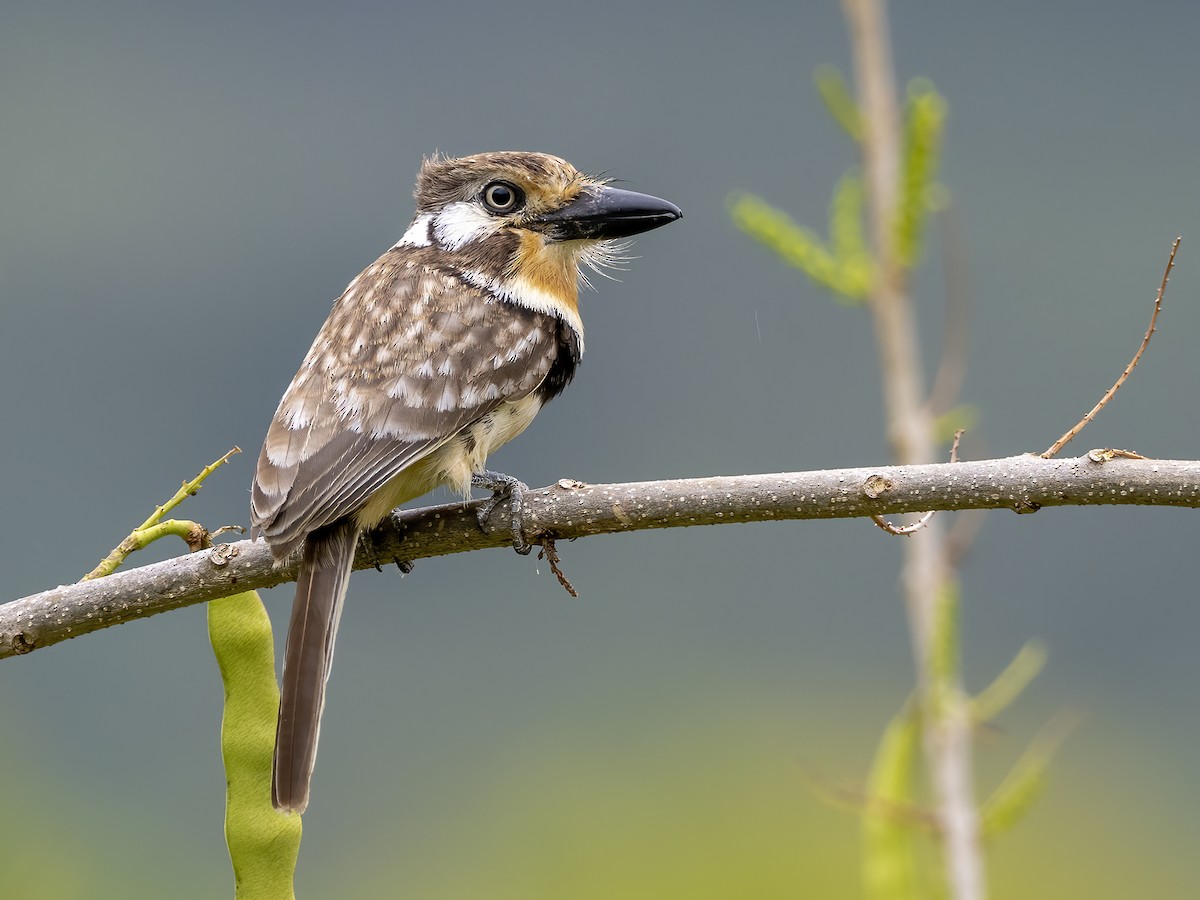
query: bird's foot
[
  {"left": 472, "top": 469, "right": 532, "bottom": 555},
  {"left": 359, "top": 527, "right": 414, "bottom": 573}
]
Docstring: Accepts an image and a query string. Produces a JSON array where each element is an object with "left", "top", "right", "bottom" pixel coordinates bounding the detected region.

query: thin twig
[
  {"left": 82, "top": 447, "right": 242, "bottom": 580},
  {"left": 537, "top": 536, "right": 578, "bottom": 597},
  {"left": 870, "top": 510, "right": 934, "bottom": 535},
  {"left": 807, "top": 777, "right": 939, "bottom": 831},
  {"left": 1042, "top": 238, "right": 1180, "bottom": 458}
]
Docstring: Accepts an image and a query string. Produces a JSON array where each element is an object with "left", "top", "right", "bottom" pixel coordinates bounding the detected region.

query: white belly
[
  {"left": 435, "top": 393, "right": 545, "bottom": 495},
  {"left": 353, "top": 393, "right": 544, "bottom": 529}
]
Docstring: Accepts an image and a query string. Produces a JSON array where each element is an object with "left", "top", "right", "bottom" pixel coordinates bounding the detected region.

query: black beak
[{"left": 535, "top": 185, "right": 682, "bottom": 241}]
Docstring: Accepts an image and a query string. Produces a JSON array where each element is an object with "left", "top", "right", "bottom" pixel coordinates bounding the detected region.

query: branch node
[
  {"left": 209, "top": 543, "right": 240, "bottom": 567},
  {"left": 9, "top": 632, "right": 35, "bottom": 655},
  {"left": 184, "top": 523, "right": 212, "bottom": 553},
  {"left": 1087, "top": 447, "right": 1149, "bottom": 463},
  {"left": 869, "top": 429, "right": 966, "bottom": 536},
  {"left": 863, "top": 474, "right": 895, "bottom": 498}
]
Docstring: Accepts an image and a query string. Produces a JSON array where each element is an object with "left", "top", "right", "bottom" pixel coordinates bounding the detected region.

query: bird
[{"left": 251, "top": 151, "right": 681, "bottom": 813}]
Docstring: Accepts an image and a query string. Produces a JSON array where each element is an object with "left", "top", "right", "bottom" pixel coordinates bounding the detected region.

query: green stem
[{"left": 209, "top": 591, "right": 301, "bottom": 899}]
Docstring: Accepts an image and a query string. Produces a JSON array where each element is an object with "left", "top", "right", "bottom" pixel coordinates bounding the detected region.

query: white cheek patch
[
  {"left": 432, "top": 202, "right": 498, "bottom": 250},
  {"left": 393, "top": 213, "right": 433, "bottom": 248}
]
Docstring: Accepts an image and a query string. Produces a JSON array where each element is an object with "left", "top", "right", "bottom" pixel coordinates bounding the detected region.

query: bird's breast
[{"left": 438, "top": 393, "right": 545, "bottom": 495}]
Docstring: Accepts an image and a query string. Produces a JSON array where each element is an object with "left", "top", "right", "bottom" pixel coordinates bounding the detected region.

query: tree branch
[{"left": 4, "top": 453, "right": 1199, "bottom": 660}]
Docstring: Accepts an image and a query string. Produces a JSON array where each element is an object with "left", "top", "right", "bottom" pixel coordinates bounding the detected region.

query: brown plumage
[{"left": 252, "top": 151, "right": 680, "bottom": 813}]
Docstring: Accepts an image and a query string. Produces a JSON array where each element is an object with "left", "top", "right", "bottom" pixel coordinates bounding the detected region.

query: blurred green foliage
[
  {"left": 730, "top": 76, "right": 947, "bottom": 304},
  {"left": 728, "top": 182, "right": 872, "bottom": 303},
  {"left": 729, "top": 66, "right": 1071, "bottom": 898},
  {"left": 895, "top": 81, "right": 949, "bottom": 269},
  {"left": 861, "top": 702, "right": 926, "bottom": 900}
]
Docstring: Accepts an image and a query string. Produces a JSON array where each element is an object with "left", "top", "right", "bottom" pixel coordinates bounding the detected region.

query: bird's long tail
[{"left": 273, "top": 519, "right": 359, "bottom": 813}]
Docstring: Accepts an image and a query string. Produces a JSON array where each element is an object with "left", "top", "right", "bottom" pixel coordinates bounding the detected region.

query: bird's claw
[
  {"left": 472, "top": 470, "right": 533, "bottom": 554},
  {"left": 359, "top": 528, "right": 414, "bottom": 573}
]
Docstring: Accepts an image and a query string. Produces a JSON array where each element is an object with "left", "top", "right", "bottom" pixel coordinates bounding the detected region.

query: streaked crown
[{"left": 416, "top": 151, "right": 588, "bottom": 218}]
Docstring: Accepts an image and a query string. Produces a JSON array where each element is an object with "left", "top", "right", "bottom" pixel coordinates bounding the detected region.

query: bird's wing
[{"left": 251, "top": 249, "right": 563, "bottom": 558}]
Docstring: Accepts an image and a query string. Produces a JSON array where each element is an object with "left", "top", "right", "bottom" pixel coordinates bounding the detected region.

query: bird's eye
[{"left": 482, "top": 181, "right": 524, "bottom": 214}]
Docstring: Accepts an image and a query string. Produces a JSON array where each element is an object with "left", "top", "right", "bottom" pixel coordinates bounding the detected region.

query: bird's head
[{"left": 395, "top": 151, "right": 680, "bottom": 335}]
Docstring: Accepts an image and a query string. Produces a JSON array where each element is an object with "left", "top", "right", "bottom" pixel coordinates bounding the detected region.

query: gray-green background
[{"left": 3, "top": 2, "right": 1198, "bottom": 896}]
